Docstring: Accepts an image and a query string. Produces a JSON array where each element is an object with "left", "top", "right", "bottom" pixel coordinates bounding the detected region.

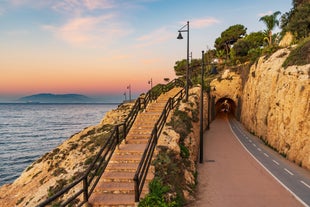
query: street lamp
[
  {"left": 127, "top": 84, "right": 131, "bottom": 102},
  {"left": 177, "top": 21, "right": 190, "bottom": 101},
  {"left": 148, "top": 78, "right": 153, "bottom": 90},
  {"left": 199, "top": 50, "right": 205, "bottom": 164}
]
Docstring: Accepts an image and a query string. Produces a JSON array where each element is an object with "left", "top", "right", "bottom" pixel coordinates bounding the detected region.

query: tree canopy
[
  {"left": 214, "top": 24, "right": 247, "bottom": 59},
  {"left": 259, "top": 11, "right": 281, "bottom": 45}
]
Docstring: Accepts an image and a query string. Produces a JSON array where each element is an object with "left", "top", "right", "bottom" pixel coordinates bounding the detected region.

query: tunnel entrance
[{"left": 214, "top": 97, "right": 237, "bottom": 117}]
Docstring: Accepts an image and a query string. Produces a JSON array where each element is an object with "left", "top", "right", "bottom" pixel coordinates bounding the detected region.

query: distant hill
[{"left": 18, "top": 93, "right": 94, "bottom": 103}]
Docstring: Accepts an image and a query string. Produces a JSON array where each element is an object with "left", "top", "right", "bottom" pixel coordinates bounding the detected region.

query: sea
[{"left": 0, "top": 103, "right": 118, "bottom": 187}]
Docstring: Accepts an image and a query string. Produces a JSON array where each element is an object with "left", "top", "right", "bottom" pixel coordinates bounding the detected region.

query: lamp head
[{"left": 177, "top": 32, "right": 183, "bottom": 39}]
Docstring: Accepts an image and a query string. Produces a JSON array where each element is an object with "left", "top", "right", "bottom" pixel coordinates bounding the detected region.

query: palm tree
[{"left": 259, "top": 11, "right": 281, "bottom": 46}]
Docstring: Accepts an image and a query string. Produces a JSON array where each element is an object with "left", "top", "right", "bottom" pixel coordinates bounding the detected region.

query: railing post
[
  {"left": 134, "top": 175, "right": 140, "bottom": 202},
  {"left": 116, "top": 125, "right": 120, "bottom": 149},
  {"left": 83, "top": 177, "right": 89, "bottom": 203}
]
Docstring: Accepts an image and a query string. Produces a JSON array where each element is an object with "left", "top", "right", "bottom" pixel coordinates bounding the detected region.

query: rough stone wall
[{"left": 241, "top": 48, "right": 310, "bottom": 170}]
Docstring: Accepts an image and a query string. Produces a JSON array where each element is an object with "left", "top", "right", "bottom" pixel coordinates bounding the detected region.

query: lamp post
[
  {"left": 148, "top": 78, "right": 153, "bottom": 90},
  {"left": 127, "top": 84, "right": 131, "bottom": 102},
  {"left": 199, "top": 50, "right": 205, "bottom": 164},
  {"left": 177, "top": 21, "right": 190, "bottom": 101},
  {"left": 123, "top": 91, "right": 127, "bottom": 102}
]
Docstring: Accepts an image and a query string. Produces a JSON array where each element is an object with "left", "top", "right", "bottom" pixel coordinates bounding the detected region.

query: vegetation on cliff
[{"left": 140, "top": 88, "right": 205, "bottom": 206}]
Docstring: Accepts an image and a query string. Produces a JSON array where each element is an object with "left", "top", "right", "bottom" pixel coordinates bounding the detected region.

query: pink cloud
[
  {"left": 188, "top": 17, "right": 220, "bottom": 29},
  {"left": 136, "top": 27, "right": 174, "bottom": 48},
  {"left": 43, "top": 14, "right": 133, "bottom": 47}
]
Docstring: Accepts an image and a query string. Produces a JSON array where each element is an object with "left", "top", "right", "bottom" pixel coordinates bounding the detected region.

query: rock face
[
  {"left": 0, "top": 102, "right": 133, "bottom": 207},
  {"left": 156, "top": 87, "right": 209, "bottom": 202},
  {"left": 210, "top": 69, "right": 243, "bottom": 112},
  {"left": 241, "top": 48, "right": 310, "bottom": 169}
]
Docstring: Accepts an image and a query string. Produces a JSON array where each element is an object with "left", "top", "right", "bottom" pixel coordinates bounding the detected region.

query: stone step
[
  {"left": 101, "top": 171, "right": 154, "bottom": 183},
  {"left": 94, "top": 180, "right": 150, "bottom": 194},
  {"left": 126, "top": 139, "right": 149, "bottom": 144},
  {"left": 115, "top": 144, "right": 146, "bottom": 155},
  {"left": 101, "top": 171, "right": 135, "bottom": 182},
  {"left": 110, "top": 154, "right": 142, "bottom": 163},
  {"left": 89, "top": 192, "right": 136, "bottom": 207},
  {"left": 106, "top": 163, "right": 139, "bottom": 172}
]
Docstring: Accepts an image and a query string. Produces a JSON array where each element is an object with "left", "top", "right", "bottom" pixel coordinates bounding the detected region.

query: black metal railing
[
  {"left": 133, "top": 88, "right": 185, "bottom": 202},
  {"left": 38, "top": 78, "right": 184, "bottom": 207}
]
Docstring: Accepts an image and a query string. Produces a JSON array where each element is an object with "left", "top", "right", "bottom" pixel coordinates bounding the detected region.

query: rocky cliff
[
  {"left": 0, "top": 103, "right": 133, "bottom": 207},
  {"left": 241, "top": 48, "right": 310, "bottom": 170}
]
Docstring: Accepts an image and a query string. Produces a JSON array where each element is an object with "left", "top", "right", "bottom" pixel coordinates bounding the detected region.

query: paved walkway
[{"left": 191, "top": 113, "right": 303, "bottom": 207}]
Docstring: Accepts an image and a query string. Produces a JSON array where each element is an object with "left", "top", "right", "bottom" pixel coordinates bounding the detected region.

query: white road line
[
  {"left": 284, "top": 168, "right": 294, "bottom": 176},
  {"left": 249, "top": 140, "right": 252, "bottom": 143},
  {"left": 228, "top": 121, "right": 309, "bottom": 207},
  {"left": 257, "top": 148, "right": 262, "bottom": 151},
  {"left": 253, "top": 144, "right": 256, "bottom": 147},
  {"left": 273, "top": 160, "right": 280, "bottom": 165},
  {"left": 264, "top": 153, "right": 269, "bottom": 157},
  {"left": 300, "top": 181, "right": 310, "bottom": 189}
]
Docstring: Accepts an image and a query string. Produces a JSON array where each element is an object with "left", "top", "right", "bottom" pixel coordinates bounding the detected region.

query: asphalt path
[{"left": 229, "top": 116, "right": 310, "bottom": 207}]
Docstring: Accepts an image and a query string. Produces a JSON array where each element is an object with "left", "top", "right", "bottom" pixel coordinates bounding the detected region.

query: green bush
[
  {"left": 283, "top": 37, "right": 310, "bottom": 68},
  {"left": 180, "top": 144, "right": 190, "bottom": 159},
  {"left": 139, "top": 178, "right": 178, "bottom": 207}
]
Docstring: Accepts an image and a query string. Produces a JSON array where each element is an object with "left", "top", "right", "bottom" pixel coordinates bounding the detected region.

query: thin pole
[
  {"left": 185, "top": 21, "right": 190, "bottom": 101},
  {"left": 199, "top": 50, "right": 205, "bottom": 163}
]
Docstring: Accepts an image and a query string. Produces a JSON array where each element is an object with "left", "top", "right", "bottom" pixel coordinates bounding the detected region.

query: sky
[{"left": 0, "top": 0, "right": 292, "bottom": 102}]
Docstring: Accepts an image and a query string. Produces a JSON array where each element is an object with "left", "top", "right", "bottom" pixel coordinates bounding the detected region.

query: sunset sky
[{"left": 0, "top": 0, "right": 292, "bottom": 102}]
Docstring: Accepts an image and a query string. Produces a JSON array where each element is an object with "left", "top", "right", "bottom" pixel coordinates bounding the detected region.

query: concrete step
[
  {"left": 126, "top": 138, "right": 149, "bottom": 144},
  {"left": 115, "top": 144, "right": 146, "bottom": 155},
  {"left": 89, "top": 192, "right": 136, "bottom": 207},
  {"left": 110, "top": 154, "right": 142, "bottom": 163},
  {"left": 94, "top": 181, "right": 150, "bottom": 194},
  {"left": 106, "top": 163, "right": 139, "bottom": 172}
]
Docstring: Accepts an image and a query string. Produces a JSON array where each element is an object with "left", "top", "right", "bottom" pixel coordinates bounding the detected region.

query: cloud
[
  {"left": 135, "top": 27, "right": 174, "bottom": 48},
  {"left": 258, "top": 11, "right": 273, "bottom": 17},
  {"left": 179, "top": 17, "right": 220, "bottom": 29},
  {"left": 43, "top": 14, "right": 133, "bottom": 47}
]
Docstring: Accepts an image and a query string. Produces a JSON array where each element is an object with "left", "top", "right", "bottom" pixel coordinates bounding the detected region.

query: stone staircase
[{"left": 89, "top": 87, "right": 182, "bottom": 207}]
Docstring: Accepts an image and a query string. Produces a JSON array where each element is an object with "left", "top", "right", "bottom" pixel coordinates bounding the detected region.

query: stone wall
[{"left": 241, "top": 48, "right": 310, "bottom": 170}]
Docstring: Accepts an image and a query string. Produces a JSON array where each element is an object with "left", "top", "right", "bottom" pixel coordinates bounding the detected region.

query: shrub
[{"left": 283, "top": 37, "right": 310, "bottom": 68}]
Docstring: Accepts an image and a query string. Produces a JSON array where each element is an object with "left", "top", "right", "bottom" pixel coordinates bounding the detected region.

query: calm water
[{"left": 0, "top": 103, "right": 118, "bottom": 186}]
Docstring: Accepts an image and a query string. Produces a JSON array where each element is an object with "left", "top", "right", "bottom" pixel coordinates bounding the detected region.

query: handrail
[
  {"left": 38, "top": 78, "right": 184, "bottom": 207},
  {"left": 134, "top": 88, "right": 185, "bottom": 203}
]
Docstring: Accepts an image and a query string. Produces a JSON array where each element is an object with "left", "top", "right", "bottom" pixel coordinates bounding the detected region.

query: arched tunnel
[{"left": 211, "top": 97, "right": 237, "bottom": 119}]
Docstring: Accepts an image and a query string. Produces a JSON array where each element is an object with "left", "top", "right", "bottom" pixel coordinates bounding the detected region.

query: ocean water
[{"left": 0, "top": 103, "right": 118, "bottom": 187}]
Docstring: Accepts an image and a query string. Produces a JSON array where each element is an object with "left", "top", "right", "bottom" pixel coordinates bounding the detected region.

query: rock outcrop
[
  {"left": 241, "top": 48, "right": 310, "bottom": 169},
  {"left": 0, "top": 103, "right": 133, "bottom": 207}
]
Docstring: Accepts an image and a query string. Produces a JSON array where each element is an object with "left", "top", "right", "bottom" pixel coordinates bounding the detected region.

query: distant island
[{"left": 18, "top": 93, "right": 95, "bottom": 103}]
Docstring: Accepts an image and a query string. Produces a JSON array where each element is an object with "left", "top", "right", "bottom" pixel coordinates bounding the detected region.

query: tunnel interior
[{"left": 214, "top": 97, "right": 237, "bottom": 117}]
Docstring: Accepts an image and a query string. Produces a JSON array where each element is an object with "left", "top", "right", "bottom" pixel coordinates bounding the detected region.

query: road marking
[
  {"left": 229, "top": 120, "right": 309, "bottom": 207},
  {"left": 249, "top": 140, "right": 252, "bottom": 143},
  {"left": 257, "top": 148, "right": 262, "bottom": 151},
  {"left": 264, "top": 153, "right": 269, "bottom": 157},
  {"left": 253, "top": 144, "right": 256, "bottom": 147},
  {"left": 273, "top": 160, "right": 280, "bottom": 165},
  {"left": 284, "top": 168, "right": 294, "bottom": 176},
  {"left": 300, "top": 180, "right": 310, "bottom": 189}
]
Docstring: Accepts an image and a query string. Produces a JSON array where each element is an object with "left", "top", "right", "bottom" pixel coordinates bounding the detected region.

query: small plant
[
  {"left": 180, "top": 144, "right": 190, "bottom": 159},
  {"left": 283, "top": 37, "right": 310, "bottom": 68},
  {"left": 139, "top": 178, "right": 178, "bottom": 207},
  {"left": 48, "top": 179, "right": 68, "bottom": 198}
]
